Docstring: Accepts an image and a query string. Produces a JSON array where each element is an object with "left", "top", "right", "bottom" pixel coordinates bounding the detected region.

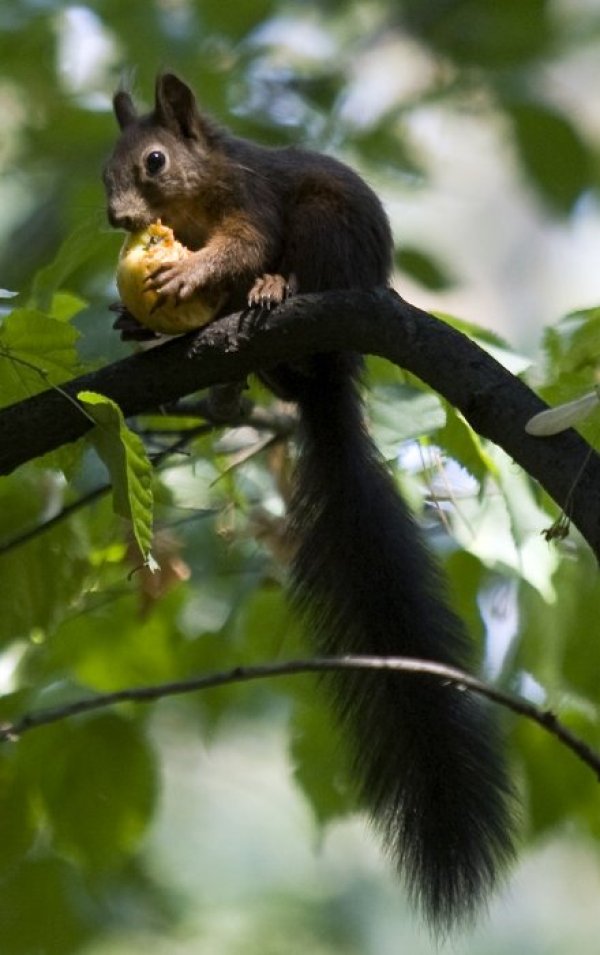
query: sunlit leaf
[
  {"left": 29, "top": 218, "right": 115, "bottom": 313},
  {"left": 369, "top": 383, "right": 446, "bottom": 457},
  {"left": 78, "top": 391, "right": 154, "bottom": 563},
  {"left": 435, "top": 403, "right": 496, "bottom": 485},
  {"left": 449, "top": 444, "right": 558, "bottom": 598},
  {"left": 0, "top": 308, "right": 81, "bottom": 408}
]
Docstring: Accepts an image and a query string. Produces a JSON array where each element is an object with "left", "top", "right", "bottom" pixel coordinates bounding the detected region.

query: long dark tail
[{"left": 288, "top": 354, "right": 515, "bottom": 931}]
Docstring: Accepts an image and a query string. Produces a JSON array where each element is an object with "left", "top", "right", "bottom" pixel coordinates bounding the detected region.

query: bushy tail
[{"left": 288, "top": 354, "right": 515, "bottom": 931}]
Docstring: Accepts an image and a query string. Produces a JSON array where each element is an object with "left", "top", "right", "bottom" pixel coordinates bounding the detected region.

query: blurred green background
[{"left": 2, "top": 1, "right": 600, "bottom": 953}]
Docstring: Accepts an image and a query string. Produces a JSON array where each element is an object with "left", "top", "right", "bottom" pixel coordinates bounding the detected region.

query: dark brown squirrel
[{"left": 104, "top": 73, "right": 515, "bottom": 931}]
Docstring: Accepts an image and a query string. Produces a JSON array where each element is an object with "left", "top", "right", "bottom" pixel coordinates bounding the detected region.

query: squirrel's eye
[{"left": 145, "top": 150, "right": 167, "bottom": 175}]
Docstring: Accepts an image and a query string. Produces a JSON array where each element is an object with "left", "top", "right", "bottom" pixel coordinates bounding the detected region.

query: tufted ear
[
  {"left": 113, "top": 90, "right": 138, "bottom": 130},
  {"left": 154, "top": 72, "right": 207, "bottom": 140}
]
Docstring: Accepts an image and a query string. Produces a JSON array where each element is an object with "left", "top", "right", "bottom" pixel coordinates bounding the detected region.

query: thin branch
[{"left": 2, "top": 655, "right": 599, "bottom": 778}]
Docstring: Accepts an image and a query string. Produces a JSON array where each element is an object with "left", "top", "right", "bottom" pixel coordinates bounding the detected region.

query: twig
[{"left": 2, "top": 655, "right": 599, "bottom": 778}]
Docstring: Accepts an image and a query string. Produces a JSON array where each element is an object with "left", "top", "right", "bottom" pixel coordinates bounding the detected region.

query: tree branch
[
  {"left": 2, "top": 655, "right": 599, "bottom": 778},
  {"left": 2, "top": 289, "right": 599, "bottom": 553}
]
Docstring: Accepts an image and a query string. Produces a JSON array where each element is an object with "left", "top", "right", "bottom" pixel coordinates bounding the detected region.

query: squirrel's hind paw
[{"left": 248, "top": 273, "right": 297, "bottom": 309}]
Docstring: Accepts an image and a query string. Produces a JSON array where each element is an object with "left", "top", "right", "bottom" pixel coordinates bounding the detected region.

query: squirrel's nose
[{"left": 108, "top": 210, "right": 142, "bottom": 231}]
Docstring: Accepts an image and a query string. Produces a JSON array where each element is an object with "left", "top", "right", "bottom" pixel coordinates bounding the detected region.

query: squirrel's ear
[
  {"left": 113, "top": 90, "right": 138, "bottom": 129},
  {"left": 154, "top": 73, "right": 206, "bottom": 140}
]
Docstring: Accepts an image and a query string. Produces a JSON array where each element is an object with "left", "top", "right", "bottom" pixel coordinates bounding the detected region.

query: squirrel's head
[{"left": 103, "top": 74, "right": 226, "bottom": 241}]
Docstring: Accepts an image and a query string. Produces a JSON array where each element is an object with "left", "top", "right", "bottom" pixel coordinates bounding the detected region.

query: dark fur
[{"left": 104, "top": 74, "right": 515, "bottom": 929}]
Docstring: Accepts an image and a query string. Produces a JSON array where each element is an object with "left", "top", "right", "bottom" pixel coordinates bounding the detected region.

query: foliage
[{"left": 1, "top": 1, "right": 600, "bottom": 953}]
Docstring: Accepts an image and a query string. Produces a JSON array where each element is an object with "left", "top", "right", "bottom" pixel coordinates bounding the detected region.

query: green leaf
[
  {"left": 508, "top": 102, "right": 591, "bottom": 214},
  {"left": 519, "top": 548, "right": 600, "bottom": 703},
  {"left": 449, "top": 444, "right": 558, "bottom": 597},
  {"left": 290, "top": 697, "right": 356, "bottom": 827},
  {"left": 352, "top": 121, "right": 424, "bottom": 177},
  {"left": 395, "top": 246, "right": 454, "bottom": 291},
  {"left": 435, "top": 403, "right": 497, "bottom": 485},
  {"left": 0, "top": 307, "right": 81, "bottom": 409},
  {"left": 200, "top": 0, "right": 276, "bottom": 40},
  {"left": 78, "top": 391, "right": 154, "bottom": 563},
  {"left": 433, "top": 311, "right": 532, "bottom": 374},
  {"left": 515, "top": 708, "right": 600, "bottom": 838},
  {"left": 31, "top": 588, "right": 185, "bottom": 692},
  {"left": 541, "top": 307, "right": 600, "bottom": 377},
  {"left": 0, "top": 753, "right": 36, "bottom": 874},
  {"left": 444, "top": 551, "right": 486, "bottom": 653},
  {"left": 369, "top": 383, "right": 446, "bottom": 457},
  {"left": 0, "top": 470, "right": 90, "bottom": 643},
  {"left": 432, "top": 311, "right": 510, "bottom": 349},
  {"left": 0, "top": 856, "right": 94, "bottom": 955},
  {"left": 48, "top": 290, "right": 88, "bottom": 323},
  {"left": 25, "top": 715, "right": 158, "bottom": 870},
  {"left": 400, "top": 0, "right": 552, "bottom": 68},
  {"left": 527, "top": 308, "right": 600, "bottom": 447},
  {"left": 29, "top": 218, "right": 116, "bottom": 313}
]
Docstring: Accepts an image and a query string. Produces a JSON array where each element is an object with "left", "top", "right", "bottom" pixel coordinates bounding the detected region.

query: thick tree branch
[
  {"left": 1, "top": 288, "right": 599, "bottom": 553},
  {"left": 1, "top": 655, "right": 599, "bottom": 778}
]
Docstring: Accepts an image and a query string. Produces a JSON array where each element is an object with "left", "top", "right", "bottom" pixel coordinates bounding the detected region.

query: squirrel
[{"left": 103, "top": 73, "right": 515, "bottom": 931}]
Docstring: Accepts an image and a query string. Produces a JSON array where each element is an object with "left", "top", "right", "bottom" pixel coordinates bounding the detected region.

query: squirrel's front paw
[{"left": 145, "top": 252, "right": 206, "bottom": 301}]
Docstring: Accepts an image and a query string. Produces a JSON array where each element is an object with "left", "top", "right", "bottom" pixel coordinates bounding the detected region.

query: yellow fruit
[{"left": 116, "top": 221, "right": 224, "bottom": 335}]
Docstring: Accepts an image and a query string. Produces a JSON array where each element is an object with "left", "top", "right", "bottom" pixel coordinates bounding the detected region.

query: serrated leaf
[
  {"left": 78, "top": 391, "right": 154, "bottom": 563},
  {"left": 48, "top": 291, "right": 88, "bottom": 322},
  {"left": 0, "top": 308, "right": 81, "bottom": 408}
]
